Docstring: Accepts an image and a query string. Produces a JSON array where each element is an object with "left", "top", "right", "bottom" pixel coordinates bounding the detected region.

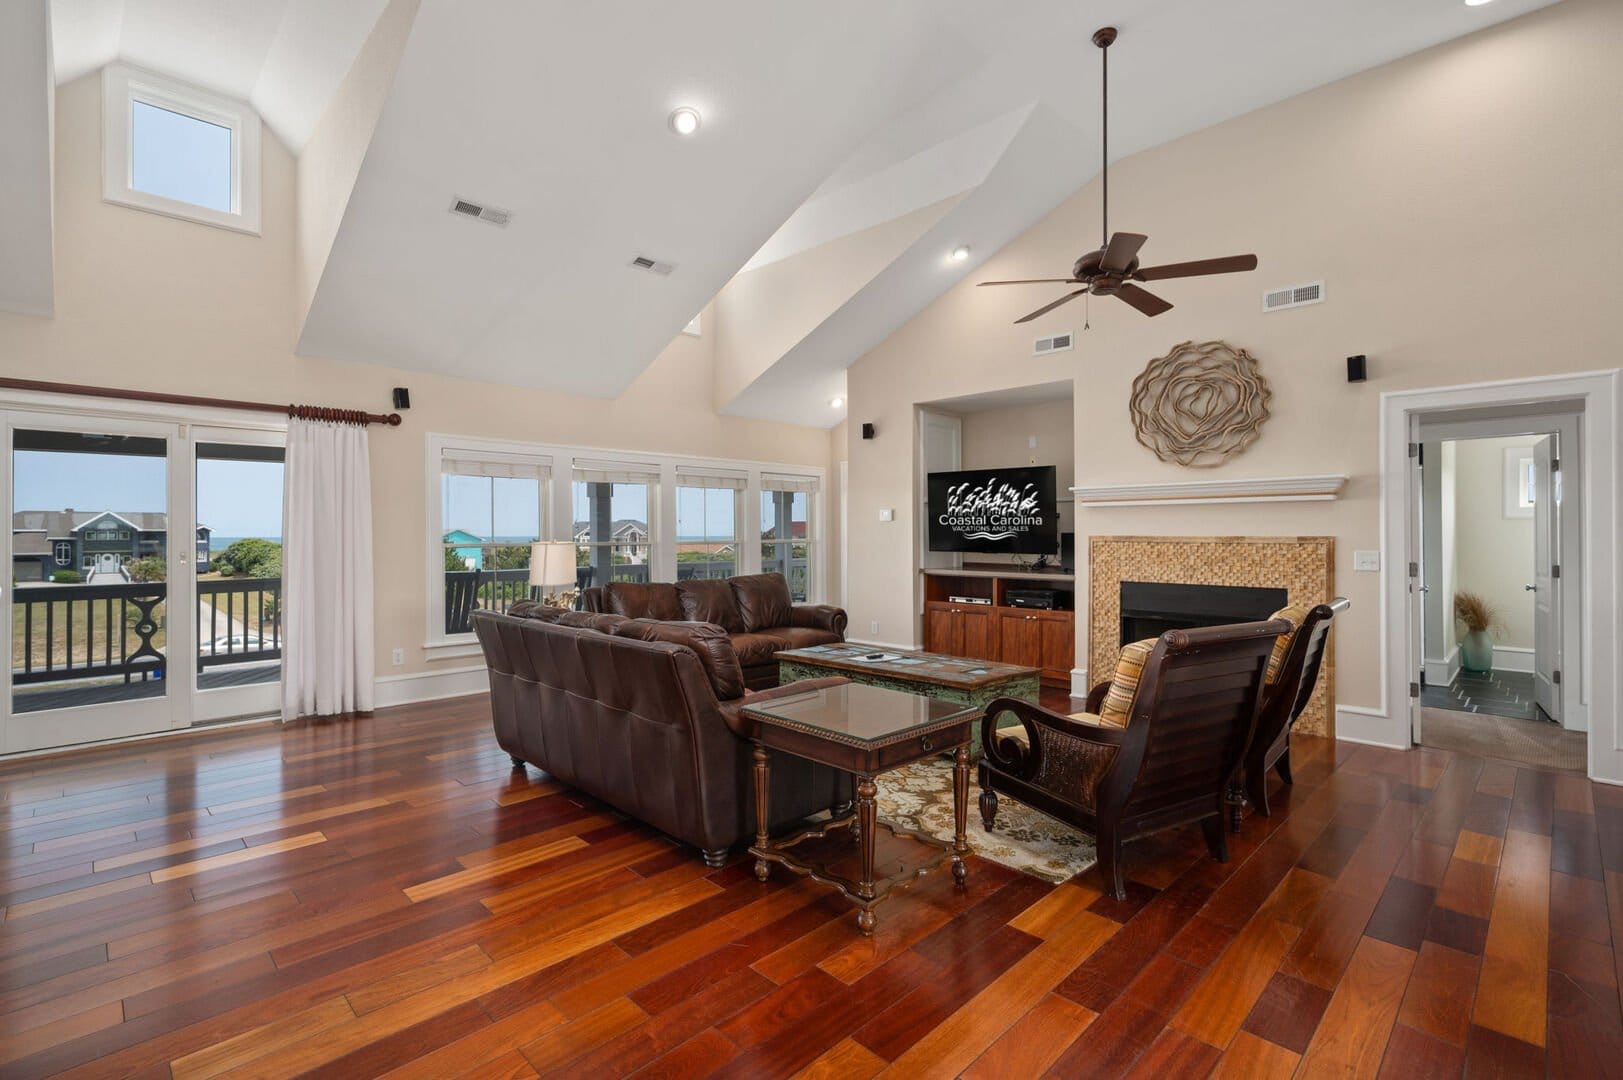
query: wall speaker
[
  {"left": 392, "top": 387, "right": 412, "bottom": 409},
  {"left": 861, "top": 422, "right": 876, "bottom": 440},
  {"left": 1346, "top": 356, "right": 1367, "bottom": 383}
]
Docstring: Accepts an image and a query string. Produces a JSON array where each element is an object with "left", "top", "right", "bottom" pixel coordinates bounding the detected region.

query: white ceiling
[
  {"left": 292, "top": 0, "right": 1560, "bottom": 423},
  {"left": 50, "top": 0, "right": 388, "bottom": 150}
]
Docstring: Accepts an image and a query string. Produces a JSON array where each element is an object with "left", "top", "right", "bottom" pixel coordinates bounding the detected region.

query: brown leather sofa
[
  {"left": 580, "top": 573, "right": 847, "bottom": 690},
  {"left": 472, "top": 607, "right": 852, "bottom": 865}
]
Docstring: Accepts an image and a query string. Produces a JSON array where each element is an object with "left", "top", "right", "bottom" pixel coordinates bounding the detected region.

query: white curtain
[{"left": 281, "top": 418, "right": 375, "bottom": 719}]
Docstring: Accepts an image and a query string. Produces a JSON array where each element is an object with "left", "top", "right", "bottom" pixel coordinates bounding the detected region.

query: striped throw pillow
[{"left": 1098, "top": 638, "right": 1158, "bottom": 727}]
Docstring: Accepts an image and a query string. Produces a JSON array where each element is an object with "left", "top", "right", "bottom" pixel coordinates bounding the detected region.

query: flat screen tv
[{"left": 927, "top": 466, "right": 1058, "bottom": 555}]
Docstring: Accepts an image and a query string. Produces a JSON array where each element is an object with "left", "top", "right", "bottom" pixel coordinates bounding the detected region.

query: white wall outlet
[
  {"left": 869, "top": 620, "right": 880, "bottom": 635},
  {"left": 391, "top": 647, "right": 405, "bottom": 666},
  {"left": 878, "top": 508, "right": 894, "bottom": 522},
  {"left": 1353, "top": 550, "right": 1381, "bottom": 572}
]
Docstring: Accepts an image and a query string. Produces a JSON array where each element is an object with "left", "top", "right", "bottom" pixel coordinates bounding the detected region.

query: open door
[
  {"left": 1408, "top": 422, "right": 1426, "bottom": 744},
  {"left": 1531, "top": 434, "right": 1562, "bottom": 722}
]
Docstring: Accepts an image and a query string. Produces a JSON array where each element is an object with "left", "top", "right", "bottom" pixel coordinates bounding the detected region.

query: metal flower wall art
[{"left": 1129, "top": 340, "right": 1272, "bottom": 467}]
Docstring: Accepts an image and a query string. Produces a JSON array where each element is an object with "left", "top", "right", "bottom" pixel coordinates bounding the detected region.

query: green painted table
[{"left": 776, "top": 645, "right": 1041, "bottom": 755}]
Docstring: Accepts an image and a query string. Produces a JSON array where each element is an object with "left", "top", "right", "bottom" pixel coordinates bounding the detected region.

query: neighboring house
[
  {"left": 11, "top": 510, "right": 211, "bottom": 581},
  {"left": 572, "top": 519, "right": 648, "bottom": 563},
  {"left": 443, "top": 529, "right": 485, "bottom": 570}
]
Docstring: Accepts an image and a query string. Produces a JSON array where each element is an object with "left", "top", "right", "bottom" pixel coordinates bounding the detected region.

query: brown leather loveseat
[
  {"left": 581, "top": 572, "right": 847, "bottom": 690},
  {"left": 472, "top": 607, "right": 851, "bottom": 865}
]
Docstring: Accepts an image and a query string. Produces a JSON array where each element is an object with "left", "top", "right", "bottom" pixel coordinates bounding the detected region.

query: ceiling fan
[{"left": 979, "top": 27, "right": 1257, "bottom": 324}]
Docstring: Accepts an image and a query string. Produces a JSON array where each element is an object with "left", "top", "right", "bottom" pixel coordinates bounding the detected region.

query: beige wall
[
  {"left": 845, "top": 0, "right": 1622, "bottom": 715},
  {"left": 0, "top": 73, "right": 832, "bottom": 683},
  {"left": 827, "top": 420, "right": 848, "bottom": 605},
  {"left": 1452, "top": 436, "right": 1538, "bottom": 652}
]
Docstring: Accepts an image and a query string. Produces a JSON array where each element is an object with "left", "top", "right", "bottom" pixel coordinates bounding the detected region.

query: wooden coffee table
[
  {"left": 775, "top": 644, "right": 1040, "bottom": 753},
  {"left": 741, "top": 682, "right": 979, "bottom": 935}
]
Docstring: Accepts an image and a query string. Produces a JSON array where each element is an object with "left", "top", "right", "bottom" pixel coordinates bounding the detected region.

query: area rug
[
  {"left": 873, "top": 757, "right": 1096, "bottom": 883},
  {"left": 1420, "top": 707, "right": 1586, "bottom": 773}
]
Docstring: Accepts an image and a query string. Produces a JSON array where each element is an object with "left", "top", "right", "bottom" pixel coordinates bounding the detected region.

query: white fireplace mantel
[{"left": 1071, "top": 474, "right": 1347, "bottom": 508}]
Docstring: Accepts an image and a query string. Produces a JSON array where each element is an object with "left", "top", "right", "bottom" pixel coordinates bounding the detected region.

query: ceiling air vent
[
  {"left": 448, "top": 197, "right": 511, "bottom": 226},
  {"left": 1033, "top": 331, "right": 1074, "bottom": 356},
  {"left": 629, "top": 255, "right": 676, "bottom": 276},
  {"left": 1263, "top": 280, "right": 1324, "bottom": 313}
]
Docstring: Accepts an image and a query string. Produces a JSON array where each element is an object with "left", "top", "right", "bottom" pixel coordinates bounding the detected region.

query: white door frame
[{"left": 1374, "top": 369, "right": 1621, "bottom": 785}]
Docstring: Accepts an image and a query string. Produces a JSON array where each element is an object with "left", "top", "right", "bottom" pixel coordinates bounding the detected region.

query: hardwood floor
[{"left": 1, "top": 695, "right": 1620, "bottom": 1078}]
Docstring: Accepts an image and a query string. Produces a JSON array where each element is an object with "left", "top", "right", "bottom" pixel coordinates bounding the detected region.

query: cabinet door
[
  {"left": 1037, "top": 614, "right": 1076, "bottom": 679},
  {"left": 961, "top": 606, "right": 995, "bottom": 660},
  {"left": 924, "top": 605, "right": 962, "bottom": 656},
  {"left": 997, "top": 612, "right": 1043, "bottom": 668}
]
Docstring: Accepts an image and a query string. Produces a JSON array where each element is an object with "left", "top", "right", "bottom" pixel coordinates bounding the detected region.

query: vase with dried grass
[{"left": 1453, "top": 591, "right": 1501, "bottom": 674}]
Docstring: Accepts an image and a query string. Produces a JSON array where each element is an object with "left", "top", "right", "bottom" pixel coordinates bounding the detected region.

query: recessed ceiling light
[
  {"left": 1464, "top": 0, "right": 1492, "bottom": 6},
  {"left": 668, "top": 107, "right": 702, "bottom": 136},
  {"left": 950, "top": 245, "right": 971, "bottom": 262},
  {"left": 830, "top": 396, "right": 845, "bottom": 409}
]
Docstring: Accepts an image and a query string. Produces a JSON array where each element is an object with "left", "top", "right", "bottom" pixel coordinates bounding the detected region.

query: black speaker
[
  {"left": 1346, "top": 355, "right": 1367, "bottom": 383},
  {"left": 861, "top": 422, "right": 876, "bottom": 440},
  {"left": 392, "top": 387, "right": 412, "bottom": 409}
]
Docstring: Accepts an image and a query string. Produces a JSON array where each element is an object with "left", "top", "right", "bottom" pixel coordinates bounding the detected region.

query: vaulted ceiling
[{"left": 8, "top": 1, "right": 1563, "bottom": 419}]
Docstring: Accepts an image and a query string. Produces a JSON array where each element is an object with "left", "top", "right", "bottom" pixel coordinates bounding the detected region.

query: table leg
[
  {"left": 952, "top": 745, "right": 970, "bottom": 886},
  {"left": 753, "top": 745, "right": 771, "bottom": 882},
  {"left": 855, "top": 774, "right": 878, "bottom": 935}
]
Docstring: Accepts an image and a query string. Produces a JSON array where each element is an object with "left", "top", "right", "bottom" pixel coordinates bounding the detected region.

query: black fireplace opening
[{"left": 1119, "top": 581, "right": 1288, "bottom": 645}]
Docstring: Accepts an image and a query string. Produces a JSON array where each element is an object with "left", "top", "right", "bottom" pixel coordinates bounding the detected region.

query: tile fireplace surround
[{"left": 1089, "top": 535, "right": 1336, "bottom": 736}]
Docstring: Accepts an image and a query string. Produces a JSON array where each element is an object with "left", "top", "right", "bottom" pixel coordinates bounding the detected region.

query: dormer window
[{"left": 102, "top": 64, "right": 261, "bottom": 235}]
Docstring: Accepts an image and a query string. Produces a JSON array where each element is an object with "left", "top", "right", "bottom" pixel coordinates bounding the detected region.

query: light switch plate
[
  {"left": 1353, "top": 550, "right": 1381, "bottom": 572},
  {"left": 879, "top": 508, "right": 894, "bottom": 522}
]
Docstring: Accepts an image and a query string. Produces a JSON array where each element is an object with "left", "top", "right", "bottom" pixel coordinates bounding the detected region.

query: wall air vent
[
  {"left": 629, "top": 255, "right": 677, "bottom": 276},
  {"left": 1033, "top": 332, "right": 1074, "bottom": 356},
  {"left": 1262, "top": 280, "right": 1324, "bottom": 312},
  {"left": 448, "top": 197, "right": 511, "bottom": 226}
]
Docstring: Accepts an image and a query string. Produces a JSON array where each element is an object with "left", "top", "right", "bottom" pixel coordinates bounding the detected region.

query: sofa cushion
[
  {"left": 676, "top": 579, "right": 746, "bottom": 634},
  {"left": 605, "top": 581, "right": 683, "bottom": 622},
  {"left": 611, "top": 619, "right": 747, "bottom": 700},
  {"left": 774, "top": 626, "right": 843, "bottom": 650},
  {"left": 1098, "top": 638, "right": 1157, "bottom": 727},
  {"left": 729, "top": 630, "right": 793, "bottom": 668},
  {"left": 730, "top": 573, "right": 794, "bottom": 633},
  {"left": 507, "top": 599, "right": 564, "bottom": 622},
  {"left": 555, "top": 610, "right": 630, "bottom": 634}
]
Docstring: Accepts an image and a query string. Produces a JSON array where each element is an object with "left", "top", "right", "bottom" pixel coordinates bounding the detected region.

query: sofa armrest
[
  {"left": 789, "top": 604, "right": 848, "bottom": 638},
  {"left": 981, "top": 696, "right": 1125, "bottom": 814},
  {"left": 718, "top": 676, "right": 850, "bottom": 738}
]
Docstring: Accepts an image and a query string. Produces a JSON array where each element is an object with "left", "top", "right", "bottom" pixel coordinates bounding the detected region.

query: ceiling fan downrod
[{"left": 1093, "top": 26, "right": 1116, "bottom": 250}]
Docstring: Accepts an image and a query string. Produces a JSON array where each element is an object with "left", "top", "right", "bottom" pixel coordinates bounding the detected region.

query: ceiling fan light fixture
[
  {"left": 950, "top": 245, "right": 971, "bottom": 262},
  {"left": 668, "top": 106, "right": 702, "bottom": 136}
]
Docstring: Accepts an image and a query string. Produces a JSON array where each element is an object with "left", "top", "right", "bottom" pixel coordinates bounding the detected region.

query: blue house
[{"left": 444, "top": 529, "right": 484, "bottom": 570}]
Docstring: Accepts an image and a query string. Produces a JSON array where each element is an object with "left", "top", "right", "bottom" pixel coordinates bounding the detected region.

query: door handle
[
  {"left": 1525, "top": 583, "right": 1537, "bottom": 591},
  {"left": 1417, "top": 585, "right": 1430, "bottom": 593}
]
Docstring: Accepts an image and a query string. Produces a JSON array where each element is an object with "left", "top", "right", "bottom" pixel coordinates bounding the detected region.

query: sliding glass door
[{"left": 3, "top": 410, "right": 284, "bottom": 753}]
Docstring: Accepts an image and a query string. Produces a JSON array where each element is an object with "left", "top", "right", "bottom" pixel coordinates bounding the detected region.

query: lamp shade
[{"left": 528, "top": 541, "right": 577, "bottom": 588}]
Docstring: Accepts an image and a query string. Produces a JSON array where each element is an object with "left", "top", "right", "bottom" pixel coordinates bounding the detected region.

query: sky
[
  {"left": 13, "top": 451, "right": 284, "bottom": 538},
  {"left": 131, "top": 101, "right": 232, "bottom": 211}
]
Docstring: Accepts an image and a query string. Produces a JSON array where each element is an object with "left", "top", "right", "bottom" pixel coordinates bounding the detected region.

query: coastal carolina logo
[{"left": 937, "top": 476, "right": 1046, "bottom": 541}]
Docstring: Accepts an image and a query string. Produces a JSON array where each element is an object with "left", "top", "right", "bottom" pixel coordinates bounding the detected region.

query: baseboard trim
[
  {"left": 845, "top": 639, "right": 922, "bottom": 653},
  {"left": 1423, "top": 646, "right": 1460, "bottom": 687},
  {"left": 1487, "top": 646, "right": 1534, "bottom": 674},
  {"left": 373, "top": 665, "right": 490, "bottom": 709},
  {"left": 1335, "top": 705, "right": 1410, "bottom": 749},
  {"left": 1070, "top": 668, "right": 1089, "bottom": 699}
]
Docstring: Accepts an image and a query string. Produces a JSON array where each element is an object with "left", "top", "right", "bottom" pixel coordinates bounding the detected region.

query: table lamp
[{"left": 529, "top": 541, "right": 579, "bottom": 609}]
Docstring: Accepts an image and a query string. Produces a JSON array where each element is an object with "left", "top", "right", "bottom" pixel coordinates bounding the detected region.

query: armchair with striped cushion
[{"left": 977, "top": 618, "right": 1290, "bottom": 900}]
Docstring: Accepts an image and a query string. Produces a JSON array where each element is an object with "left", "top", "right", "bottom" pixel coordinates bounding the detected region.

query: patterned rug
[
  {"left": 1420, "top": 707, "right": 1586, "bottom": 773},
  {"left": 873, "top": 757, "right": 1096, "bottom": 884}
]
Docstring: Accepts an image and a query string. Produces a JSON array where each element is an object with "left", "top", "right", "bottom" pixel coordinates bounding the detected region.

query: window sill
[
  {"left": 104, "top": 190, "right": 262, "bottom": 236},
  {"left": 422, "top": 638, "right": 483, "bottom": 661}
]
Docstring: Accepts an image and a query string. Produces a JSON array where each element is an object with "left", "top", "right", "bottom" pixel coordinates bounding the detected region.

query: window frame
[
  {"left": 424, "top": 434, "right": 825, "bottom": 656},
  {"left": 102, "top": 63, "right": 262, "bottom": 235}
]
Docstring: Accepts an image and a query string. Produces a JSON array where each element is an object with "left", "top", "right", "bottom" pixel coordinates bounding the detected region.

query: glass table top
[{"left": 742, "top": 682, "right": 979, "bottom": 747}]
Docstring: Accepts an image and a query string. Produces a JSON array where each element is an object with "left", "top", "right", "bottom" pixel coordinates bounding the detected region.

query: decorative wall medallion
[{"left": 1129, "top": 340, "right": 1271, "bottom": 467}]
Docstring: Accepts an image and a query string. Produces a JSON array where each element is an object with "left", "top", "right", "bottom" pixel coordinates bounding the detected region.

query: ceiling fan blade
[
  {"left": 1135, "top": 254, "right": 1258, "bottom": 281},
  {"left": 1100, "top": 232, "right": 1148, "bottom": 273},
  {"left": 977, "top": 278, "right": 1080, "bottom": 286},
  {"left": 1115, "top": 283, "right": 1173, "bottom": 317},
  {"left": 1014, "top": 289, "right": 1088, "bottom": 324}
]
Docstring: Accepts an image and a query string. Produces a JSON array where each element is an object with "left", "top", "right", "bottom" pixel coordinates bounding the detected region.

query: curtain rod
[{"left": 0, "top": 377, "right": 402, "bottom": 427}]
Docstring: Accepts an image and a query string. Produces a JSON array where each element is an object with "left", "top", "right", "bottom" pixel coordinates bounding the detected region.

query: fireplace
[{"left": 1119, "top": 581, "right": 1288, "bottom": 646}]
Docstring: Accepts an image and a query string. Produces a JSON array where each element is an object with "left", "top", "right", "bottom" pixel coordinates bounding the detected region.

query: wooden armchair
[
  {"left": 978, "top": 619, "right": 1289, "bottom": 900},
  {"left": 1232, "top": 597, "right": 1349, "bottom": 828}
]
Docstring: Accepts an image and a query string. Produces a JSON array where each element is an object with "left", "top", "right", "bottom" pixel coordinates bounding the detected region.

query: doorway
[
  {"left": 1415, "top": 421, "right": 1584, "bottom": 771},
  {"left": 3, "top": 408, "right": 285, "bottom": 754}
]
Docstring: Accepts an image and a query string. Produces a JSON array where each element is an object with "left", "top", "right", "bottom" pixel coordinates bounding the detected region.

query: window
[
  {"left": 572, "top": 460, "right": 658, "bottom": 589},
  {"left": 103, "top": 64, "right": 262, "bottom": 234},
  {"left": 761, "top": 473, "right": 819, "bottom": 601},
  {"left": 439, "top": 452, "right": 550, "bottom": 636},
  {"left": 675, "top": 468, "right": 744, "bottom": 581},
  {"left": 53, "top": 542, "right": 71, "bottom": 566}
]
